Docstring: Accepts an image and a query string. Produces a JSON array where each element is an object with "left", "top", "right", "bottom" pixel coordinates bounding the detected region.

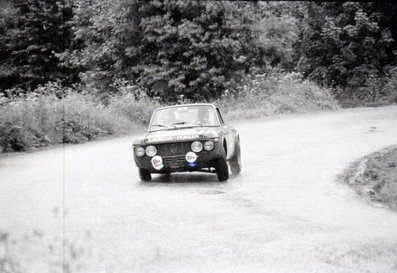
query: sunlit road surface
[{"left": 1, "top": 106, "right": 397, "bottom": 273}]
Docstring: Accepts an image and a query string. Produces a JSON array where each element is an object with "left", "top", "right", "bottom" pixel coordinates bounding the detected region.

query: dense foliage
[
  {"left": 70, "top": 0, "right": 265, "bottom": 101},
  {"left": 1, "top": 1, "right": 397, "bottom": 104},
  {"left": 0, "top": 72, "right": 338, "bottom": 152},
  {"left": 296, "top": 2, "right": 397, "bottom": 104},
  {"left": 0, "top": 0, "right": 77, "bottom": 94}
]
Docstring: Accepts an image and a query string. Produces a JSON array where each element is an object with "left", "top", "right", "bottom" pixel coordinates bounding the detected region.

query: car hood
[{"left": 133, "top": 126, "right": 221, "bottom": 145}]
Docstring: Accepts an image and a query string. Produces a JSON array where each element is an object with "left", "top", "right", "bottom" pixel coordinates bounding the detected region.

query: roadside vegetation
[
  {"left": 220, "top": 72, "right": 339, "bottom": 120},
  {"left": 0, "top": 72, "right": 338, "bottom": 153},
  {"left": 1, "top": 1, "right": 397, "bottom": 153},
  {"left": 342, "top": 146, "right": 397, "bottom": 211},
  {"left": 0, "top": 82, "right": 160, "bottom": 153}
]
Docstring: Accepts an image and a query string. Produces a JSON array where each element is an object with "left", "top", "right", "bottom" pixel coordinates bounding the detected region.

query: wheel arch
[{"left": 223, "top": 138, "right": 227, "bottom": 157}]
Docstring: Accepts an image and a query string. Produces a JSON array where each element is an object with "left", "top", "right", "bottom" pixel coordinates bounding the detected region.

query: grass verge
[
  {"left": 0, "top": 82, "right": 159, "bottom": 153},
  {"left": 0, "top": 73, "right": 339, "bottom": 154},
  {"left": 219, "top": 72, "right": 339, "bottom": 121},
  {"left": 341, "top": 146, "right": 397, "bottom": 211}
]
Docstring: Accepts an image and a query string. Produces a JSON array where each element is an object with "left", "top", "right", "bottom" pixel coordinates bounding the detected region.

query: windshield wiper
[
  {"left": 151, "top": 124, "right": 177, "bottom": 130},
  {"left": 171, "top": 121, "right": 203, "bottom": 127}
]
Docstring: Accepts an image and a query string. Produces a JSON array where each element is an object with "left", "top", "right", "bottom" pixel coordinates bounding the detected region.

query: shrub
[
  {"left": 218, "top": 71, "right": 339, "bottom": 121},
  {"left": 333, "top": 67, "right": 397, "bottom": 107},
  {"left": 108, "top": 80, "right": 160, "bottom": 126},
  {"left": 382, "top": 68, "right": 397, "bottom": 104},
  {"left": 0, "top": 86, "right": 61, "bottom": 152},
  {"left": 0, "top": 122, "right": 49, "bottom": 152},
  {"left": 0, "top": 75, "right": 339, "bottom": 153},
  {"left": 0, "top": 82, "right": 156, "bottom": 153}
]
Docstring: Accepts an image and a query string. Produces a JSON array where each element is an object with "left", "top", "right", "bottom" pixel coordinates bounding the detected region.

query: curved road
[{"left": 1, "top": 106, "right": 397, "bottom": 273}]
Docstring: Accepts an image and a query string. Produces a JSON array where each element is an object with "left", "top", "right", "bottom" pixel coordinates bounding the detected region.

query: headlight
[
  {"left": 191, "top": 141, "right": 203, "bottom": 152},
  {"left": 135, "top": 146, "right": 145, "bottom": 157},
  {"left": 186, "top": 152, "right": 197, "bottom": 163},
  {"left": 145, "top": 145, "right": 157, "bottom": 157},
  {"left": 204, "top": 140, "right": 214, "bottom": 151}
]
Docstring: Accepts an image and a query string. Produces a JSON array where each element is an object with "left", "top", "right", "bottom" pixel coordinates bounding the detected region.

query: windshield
[{"left": 149, "top": 105, "right": 219, "bottom": 131}]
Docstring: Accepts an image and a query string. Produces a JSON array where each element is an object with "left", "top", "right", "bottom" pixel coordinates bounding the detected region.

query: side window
[{"left": 216, "top": 108, "right": 225, "bottom": 124}]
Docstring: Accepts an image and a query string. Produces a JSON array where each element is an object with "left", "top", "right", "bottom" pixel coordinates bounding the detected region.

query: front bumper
[{"left": 133, "top": 141, "right": 223, "bottom": 173}]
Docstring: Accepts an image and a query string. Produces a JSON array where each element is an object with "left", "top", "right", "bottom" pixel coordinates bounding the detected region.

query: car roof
[{"left": 154, "top": 103, "right": 219, "bottom": 111}]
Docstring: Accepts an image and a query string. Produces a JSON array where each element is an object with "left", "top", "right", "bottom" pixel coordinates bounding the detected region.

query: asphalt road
[{"left": 1, "top": 106, "right": 397, "bottom": 273}]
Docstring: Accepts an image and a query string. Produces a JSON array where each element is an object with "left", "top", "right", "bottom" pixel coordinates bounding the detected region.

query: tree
[
  {"left": 295, "top": 2, "right": 397, "bottom": 101},
  {"left": 254, "top": 2, "right": 302, "bottom": 70},
  {"left": 71, "top": 0, "right": 264, "bottom": 102},
  {"left": 69, "top": 0, "right": 123, "bottom": 97},
  {"left": 0, "top": 0, "right": 76, "bottom": 95}
]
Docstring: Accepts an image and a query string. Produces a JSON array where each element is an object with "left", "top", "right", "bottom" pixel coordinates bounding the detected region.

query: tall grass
[
  {"left": 335, "top": 68, "right": 397, "bottom": 107},
  {"left": 0, "top": 74, "right": 338, "bottom": 153},
  {"left": 0, "top": 82, "right": 159, "bottom": 152},
  {"left": 219, "top": 72, "right": 339, "bottom": 121}
]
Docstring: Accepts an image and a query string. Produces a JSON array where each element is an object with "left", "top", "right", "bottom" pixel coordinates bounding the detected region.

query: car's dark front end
[
  {"left": 133, "top": 136, "right": 224, "bottom": 173},
  {"left": 132, "top": 103, "right": 239, "bottom": 182}
]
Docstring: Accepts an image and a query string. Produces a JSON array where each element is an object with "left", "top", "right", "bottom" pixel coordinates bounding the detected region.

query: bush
[
  {"left": 0, "top": 82, "right": 156, "bottom": 153},
  {"left": 333, "top": 67, "right": 397, "bottom": 107},
  {"left": 0, "top": 85, "right": 62, "bottom": 152},
  {"left": 382, "top": 68, "right": 397, "bottom": 104},
  {"left": 218, "top": 71, "right": 340, "bottom": 121},
  {"left": 0, "top": 122, "right": 49, "bottom": 152},
  {"left": 107, "top": 80, "right": 160, "bottom": 126},
  {"left": 0, "top": 75, "right": 339, "bottom": 153}
]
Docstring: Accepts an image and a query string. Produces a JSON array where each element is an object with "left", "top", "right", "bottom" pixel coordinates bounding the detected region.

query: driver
[{"left": 197, "top": 107, "right": 211, "bottom": 125}]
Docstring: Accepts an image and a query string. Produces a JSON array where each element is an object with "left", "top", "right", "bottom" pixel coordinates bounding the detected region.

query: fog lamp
[
  {"left": 186, "top": 152, "right": 197, "bottom": 163},
  {"left": 151, "top": 155, "right": 163, "bottom": 170}
]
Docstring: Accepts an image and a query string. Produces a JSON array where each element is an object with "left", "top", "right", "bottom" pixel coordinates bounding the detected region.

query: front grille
[
  {"left": 164, "top": 156, "right": 186, "bottom": 169},
  {"left": 156, "top": 142, "right": 191, "bottom": 156}
]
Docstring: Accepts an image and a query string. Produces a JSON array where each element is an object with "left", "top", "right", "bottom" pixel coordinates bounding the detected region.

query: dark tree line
[
  {"left": 1, "top": 1, "right": 397, "bottom": 103},
  {"left": 70, "top": 0, "right": 266, "bottom": 101},
  {"left": 296, "top": 2, "right": 397, "bottom": 102},
  {"left": 0, "top": 0, "right": 78, "bottom": 93}
]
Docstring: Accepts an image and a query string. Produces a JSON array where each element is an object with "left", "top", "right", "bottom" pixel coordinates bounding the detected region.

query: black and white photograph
[{"left": 1, "top": 1, "right": 397, "bottom": 272}]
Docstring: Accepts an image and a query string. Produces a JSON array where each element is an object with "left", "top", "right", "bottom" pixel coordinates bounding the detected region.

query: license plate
[{"left": 168, "top": 161, "right": 180, "bottom": 169}]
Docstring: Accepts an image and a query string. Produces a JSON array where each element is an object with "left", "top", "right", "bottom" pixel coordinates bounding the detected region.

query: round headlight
[
  {"left": 135, "top": 147, "right": 145, "bottom": 157},
  {"left": 151, "top": 155, "right": 163, "bottom": 170},
  {"left": 204, "top": 140, "right": 214, "bottom": 151},
  {"left": 145, "top": 145, "right": 157, "bottom": 157},
  {"left": 191, "top": 141, "right": 203, "bottom": 152},
  {"left": 186, "top": 152, "right": 197, "bottom": 163}
]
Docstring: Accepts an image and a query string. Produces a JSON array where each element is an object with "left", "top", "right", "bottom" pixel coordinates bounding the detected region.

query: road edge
[{"left": 338, "top": 145, "right": 397, "bottom": 212}]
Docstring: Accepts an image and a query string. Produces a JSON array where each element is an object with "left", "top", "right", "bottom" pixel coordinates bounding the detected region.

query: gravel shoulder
[{"left": 341, "top": 145, "right": 397, "bottom": 211}]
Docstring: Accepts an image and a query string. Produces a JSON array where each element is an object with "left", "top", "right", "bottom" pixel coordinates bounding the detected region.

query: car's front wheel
[
  {"left": 215, "top": 157, "right": 229, "bottom": 182},
  {"left": 139, "top": 168, "right": 152, "bottom": 181},
  {"left": 229, "top": 141, "right": 241, "bottom": 174}
]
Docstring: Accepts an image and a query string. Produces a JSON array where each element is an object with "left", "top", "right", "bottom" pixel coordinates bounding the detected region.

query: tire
[
  {"left": 139, "top": 168, "right": 152, "bottom": 181},
  {"left": 229, "top": 141, "right": 241, "bottom": 174},
  {"left": 215, "top": 156, "right": 229, "bottom": 182}
]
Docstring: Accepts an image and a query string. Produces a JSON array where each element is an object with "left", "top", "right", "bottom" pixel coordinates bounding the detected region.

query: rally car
[{"left": 132, "top": 103, "right": 241, "bottom": 181}]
